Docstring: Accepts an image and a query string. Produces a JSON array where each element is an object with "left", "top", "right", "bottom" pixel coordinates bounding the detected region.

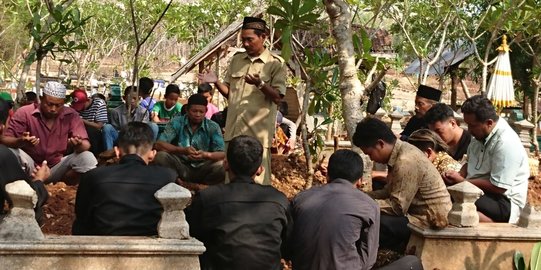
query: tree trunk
[
  {"left": 324, "top": 0, "right": 365, "bottom": 140},
  {"left": 532, "top": 74, "right": 540, "bottom": 157},
  {"left": 450, "top": 66, "right": 459, "bottom": 110},
  {"left": 16, "top": 62, "right": 32, "bottom": 102},
  {"left": 35, "top": 59, "right": 42, "bottom": 96}
]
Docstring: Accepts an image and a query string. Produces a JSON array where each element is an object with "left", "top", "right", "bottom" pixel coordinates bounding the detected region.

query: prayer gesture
[
  {"left": 68, "top": 135, "right": 83, "bottom": 147},
  {"left": 245, "top": 73, "right": 262, "bottom": 86},
  {"left": 21, "top": 131, "right": 40, "bottom": 146},
  {"left": 442, "top": 170, "right": 465, "bottom": 185},
  {"left": 197, "top": 69, "right": 218, "bottom": 84},
  {"left": 189, "top": 150, "right": 208, "bottom": 160},
  {"left": 31, "top": 160, "right": 50, "bottom": 182}
]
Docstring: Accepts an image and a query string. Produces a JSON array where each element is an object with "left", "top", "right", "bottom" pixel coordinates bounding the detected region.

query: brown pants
[{"left": 153, "top": 151, "right": 225, "bottom": 185}]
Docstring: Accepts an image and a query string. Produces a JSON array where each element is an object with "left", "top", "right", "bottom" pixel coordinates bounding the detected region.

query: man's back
[
  {"left": 291, "top": 179, "right": 380, "bottom": 270},
  {"left": 186, "top": 176, "right": 291, "bottom": 270},
  {"left": 73, "top": 154, "right": 175, "bottom": 235}
]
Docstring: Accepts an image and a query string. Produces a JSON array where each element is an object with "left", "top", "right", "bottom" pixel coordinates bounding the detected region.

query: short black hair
[
  {"left": 227, "top": 135, "right": 263, "bottom": 177},
  {"left": 352, "top": 117, "right": 396, "bottom": 148},
  {"left": 197, "top": 83, "right": 214, "bottom": 96},
  {"left": 424, "top": 103, "right": 455, "bottom": 124},
  {"left": 328, "top": 149, "right": 364, "bottom": 183},
  {"left": 165, "top": 84, "right": 180, "bottom": 97},
  {"left": 92, "top": 93, "right": 106, "bottom": 101},
  {"left": 187, "top": 93, "right": 208, "bottom": 108},
  {"left": 118, "top": 122, "right": 154, "bottom": 155},
  {"left": 461, "top": 95, "right": 498, "bottom": 122},
  {"left": 0, "top": 98, "right": 9, "bottom": 125},
  {"left": 25, "top": 91, "right": 38, "bottom": 102},
  {"left": 124, "top": 86, "right": 136, "bottom": 97},
  {"left": 138, "top": 77, "right": 154, "bottom": 95}
]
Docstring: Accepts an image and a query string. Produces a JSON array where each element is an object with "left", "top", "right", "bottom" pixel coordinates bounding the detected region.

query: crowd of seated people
[{"left": 0, "top": 72, "right": 531, "bottom": 270}]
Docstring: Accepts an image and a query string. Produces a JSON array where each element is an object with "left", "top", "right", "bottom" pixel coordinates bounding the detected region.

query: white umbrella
[{"left": 487, "top": 35, "right": 515, "bottom": 108}]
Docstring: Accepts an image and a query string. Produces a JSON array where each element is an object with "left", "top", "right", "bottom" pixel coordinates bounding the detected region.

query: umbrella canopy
[{"left": 486, "top": 35, "right": 515, "bottom": 108}]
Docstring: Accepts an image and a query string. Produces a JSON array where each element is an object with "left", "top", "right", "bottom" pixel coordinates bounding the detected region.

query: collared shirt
[
  {"left": 368, "top": 140, "right": 452, "bottom": 228},
  {"left": 72, "top": 154, "right": 176, "bottom": 236},
  {"left": 158, "top": 115, "right": 224, "bottom": 167},
  {"left": 5, "top": 103, "right": 88, "bottom": 166},
  {"left": 291, "top": 179, "right": 380, "bottom": 270},
  {"left": 185, "top": 175, "right": 292, "bottom": 270},
  {"left": 467, "top": 118, "right": 529, "bottom": 223},
  {"left": 152, "top": 101, "right": 182, "bottom": 121},
  {"left": 79, "top": 98, "right": 108, "bottom": 123},
  {"left": 451, "top": 129, "right": 472, "bottom": 161},
  {"left": 109, "top": 103, "right": 150, "bottom": 131},
  {"left": 223, "top": 49, "right": 287, "bottom": 147}
]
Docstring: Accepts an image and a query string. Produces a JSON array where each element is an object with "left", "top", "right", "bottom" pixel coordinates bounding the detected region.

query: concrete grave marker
[
  {"left": 0, "top": 180, "right": 44, "bottom": 240},
  {"left": 154, "top": 183, "right": 191, "bottom": 239}
]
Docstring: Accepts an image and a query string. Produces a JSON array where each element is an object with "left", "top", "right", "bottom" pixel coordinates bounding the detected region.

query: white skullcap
[{"left": 43, "top": 81, "right": 66, "bottom": 99}]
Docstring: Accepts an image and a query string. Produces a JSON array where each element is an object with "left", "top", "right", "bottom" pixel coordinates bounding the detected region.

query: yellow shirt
[
  {"left": 368, "top": 140, "right": 452, "bottom": 229},
  {"left": 223, "top": 49, "right": 286, "bottom": 147}
]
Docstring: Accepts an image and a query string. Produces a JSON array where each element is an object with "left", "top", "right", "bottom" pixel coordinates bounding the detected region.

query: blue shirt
[{"left": 159, "top": 115, "right": 225, "bottom": 167}]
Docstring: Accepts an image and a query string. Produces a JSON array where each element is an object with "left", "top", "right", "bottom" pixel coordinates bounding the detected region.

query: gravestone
[
  {"left": 0, "top": 180, "right": 44, "bottom": 241},
  {"left": 155, "top": 183, "right": 191, "bottom": 239}
]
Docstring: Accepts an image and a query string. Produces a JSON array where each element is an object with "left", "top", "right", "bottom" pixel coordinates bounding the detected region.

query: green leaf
[
  {"left": 25, "top": 51, "right": 36, "bottom": 65},
  {"left": 531, "top": 242, "right": 541, "bottom": 270},
  {"left": 267, "top": 6, "right": 288, "bottom": 19},
  {"left": 514, "top": 251, "right": 525, "bottom": 270},
  {"left": 298, "top": 13, "right": 319, "bottom": 24},
  {"left": 308, "top": 99, "right": 316, "bottom": 115},
  {"left": 321, "top": 117, "right": 333, "bottom": 125},
  {"left": 277, "top": 0, "right": 292, "bottom": 14},
  {"left": 292, "top": 0, "right": 301, "bottom": 14},
  {"left": 359, "top": 28, "right": 372, "bottom": 54},
  {"left": 280, "top": 26, "right": 293, "bottom": 61},
  {"left": 299, "top": 0, "right": 318, "bottom": 15}
]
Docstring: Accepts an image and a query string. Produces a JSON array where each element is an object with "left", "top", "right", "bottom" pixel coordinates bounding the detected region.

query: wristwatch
[{"left": 257, "top": 81, "right": 266, "bottom": 90}]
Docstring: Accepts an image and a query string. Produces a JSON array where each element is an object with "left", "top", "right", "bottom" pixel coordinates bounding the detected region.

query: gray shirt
[
  {"left": 109, "top": 103, "right": 150, "bottom": 131},
  {"left": 290, "top": 179, "right": 380, "bottom": 270}
]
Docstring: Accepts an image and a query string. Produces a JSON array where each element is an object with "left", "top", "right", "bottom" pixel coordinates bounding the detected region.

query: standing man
[
  {"left": 400, "top": 85, "right": 442, "bottom": 140},
  {"left": 424, "top": 103, "right": 471, "bottom": 161},
  {"left": 3, "top": 81, "right": 97, "bottom": 184},
  {"left": 290, "top": 149, "right": 379, "bottom": 270},
  {"left": 354, "top": 117, "right": 452, "bottom": 252},
  {"left": 73, "top": 122, "right": 176, "bottom": 236},
  {"left": 443, "top": 95, "right": 529, "bottom": 223},
  {"left": 198, "top": 17, "right": 287, "bottom": 185}
]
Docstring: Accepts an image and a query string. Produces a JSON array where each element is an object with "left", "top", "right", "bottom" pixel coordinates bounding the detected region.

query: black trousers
[
  {"left": 0, "top": 145, "right": 48, "bottom": 224},
  {"left": 475, "top": 192, "right": 511, "bottom": 222},
  {"left": 379, "top": 214, "right": 411, "bottom": 253}
]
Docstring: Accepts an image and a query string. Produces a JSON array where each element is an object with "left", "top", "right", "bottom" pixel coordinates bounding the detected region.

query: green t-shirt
[{"left": 152, "top": 101, "right": 182, "bottom": 121}]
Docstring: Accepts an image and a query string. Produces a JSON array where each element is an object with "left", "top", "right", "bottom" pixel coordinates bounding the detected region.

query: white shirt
[{"left": 467, "top": 118, "right": 529, "bottom": 223}]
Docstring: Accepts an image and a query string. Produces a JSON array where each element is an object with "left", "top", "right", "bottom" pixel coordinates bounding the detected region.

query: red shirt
[{"left": 5, "top": 103, "right": 88, "bottom": 166}]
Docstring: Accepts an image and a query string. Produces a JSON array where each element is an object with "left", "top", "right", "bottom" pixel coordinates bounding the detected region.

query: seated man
[
  {"left": 353, "top": 117, "right": 452, "bottom": 252},
  {"left": 72, "top": 122, "right": 176, "bottom": 235},
  {"left": 153, "top": 94, "right": 225, "bottom": 185},
  {"left": 400, "top": 85, "right": 441, "bottom": 140},
  {"left": 424, "top": 103, "right": 472, "bottom": 161},
  {"left": 408, "top": 129, "right": 462, "bottom": 175},
  {"left": 185, "top": 135, "right": 291, "bottom": 270},
  {"left": 70, "top": 89, "right": 109, "bottom": 155},
  {"left": 290, "top": 149, "right": 379, "bottom": 270},
  {"left": 103, "top": 86, "right": 155, "bottom": 150},
  {"left": 0, "top": 98, "right": 49, "bottom": 224},
  {"left": 2, "top": 81, "right": 97, "bottom": 184},
  {"left": 443, "top": 95, "right": 529, "bottom": 223}
]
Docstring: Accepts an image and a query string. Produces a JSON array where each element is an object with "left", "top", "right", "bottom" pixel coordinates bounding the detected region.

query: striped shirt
[{"left": 79, "top": 98, "right": 108, "bottom": 123}]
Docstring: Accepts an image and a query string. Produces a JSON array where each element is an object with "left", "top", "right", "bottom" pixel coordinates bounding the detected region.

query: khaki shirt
[
  {"left": 223, "top": 49, "right": 286, "bottom": 147},
  {"left": 368, "top": 140, "right": 452, "bottom": 228}
]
